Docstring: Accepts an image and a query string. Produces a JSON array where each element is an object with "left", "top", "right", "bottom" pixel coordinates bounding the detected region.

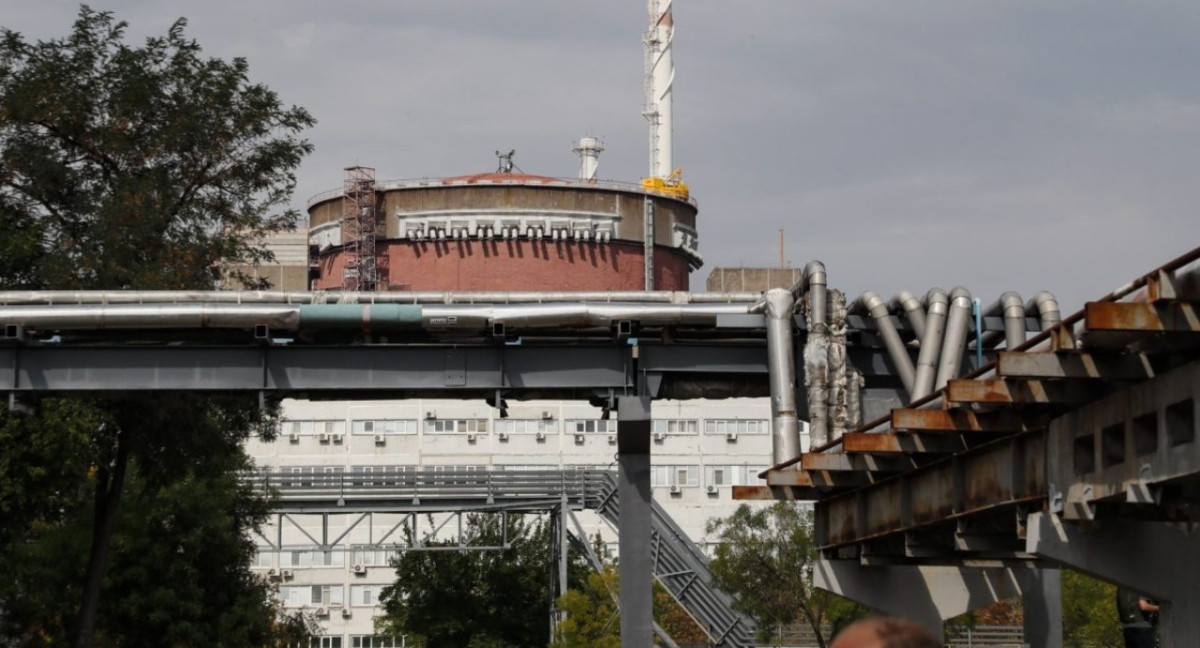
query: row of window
[
  {"left": 266, "top": 464, "right": 768, "bottom": 488},
  {"left": 278, "top": 584, "right": 391, "bottom": 607},
  {"left": 255, "top": 548, "right": 401, "bottom": 570},
  {"left": 289, "top": 636, "right": 405, "bottom": 648},
  {"left": 280, "top": 417, "right": 772, "bottom": 437}
]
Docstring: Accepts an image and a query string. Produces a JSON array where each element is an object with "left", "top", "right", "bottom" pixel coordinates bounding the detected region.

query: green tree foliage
[
  {"left": 707, "top": 503, "right": 866, "bottom": 648},
  {"left": 1062, "top": 570, "right": 1122, "bottom": 648},
  {"left": 551, "top": 566, "right": 621, "bottom": 648},
  {"left": 0, "top": 6, "right": 314, "bottom": 290},
  {"left": 0, "top": 6, "right": 313, "bottom": 647},
  {"left": 378, "top": 514, "right": 583, "bottom": 648}
]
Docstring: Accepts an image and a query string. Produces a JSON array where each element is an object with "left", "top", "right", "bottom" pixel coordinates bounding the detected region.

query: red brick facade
[{"left": 314, "top": 240, "right": 691, "bottom": 292}]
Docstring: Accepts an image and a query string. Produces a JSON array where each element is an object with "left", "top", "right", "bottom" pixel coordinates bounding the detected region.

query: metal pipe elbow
[
  {"left": 1026, "top": 290, "right": 1061, "bottom": 329},
  {"left": 925, "top": 288, "right": 949, "bottom": 316},
  {"left": 948, "top": 286, "right": 973, "bottom": 307}
]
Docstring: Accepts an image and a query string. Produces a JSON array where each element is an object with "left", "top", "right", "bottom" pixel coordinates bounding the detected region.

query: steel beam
[
  {"left": 996, "top": 351, "right": 1155, "bottom": 381},
  {"left": 891, "top": 407, "right": 1048, "bottom": 434},
  {"left": 617, "top": 396, "right": 653, "bottom": 648},
  {"left": 1085, "top": 301, "right": 1200, "bottom": 333},
  {"left": 842, "top": 432, "right": 969, "bottom": 454},
  {"left": 946, "top": 378, "right": 1099, "bottom": 407}
]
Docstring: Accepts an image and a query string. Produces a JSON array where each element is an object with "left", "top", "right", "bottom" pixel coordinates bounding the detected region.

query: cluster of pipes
[{"left": 756, "top": 262, "right": 1062, "bottom": 465}]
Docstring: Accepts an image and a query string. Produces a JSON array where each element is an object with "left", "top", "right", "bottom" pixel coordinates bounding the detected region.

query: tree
[
  {"left": 1062, "top": 570, "right": 1121, "bottom": 648},
  {"left": 0, "top": 6, "right": 314, "bottom": 647},
  {"left": 552, "top": 566, "right": 621, "bottom": 648},
  {"left": 378, "top": 514, "right": 584, "bottom": 648},
  {"left": 706, "top": 503, "right": 866, "bottom": 648}
]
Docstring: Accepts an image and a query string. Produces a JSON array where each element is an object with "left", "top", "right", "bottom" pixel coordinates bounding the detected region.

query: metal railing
[{"left": 248, "top": 466, "right": 757, "bottom": 646}]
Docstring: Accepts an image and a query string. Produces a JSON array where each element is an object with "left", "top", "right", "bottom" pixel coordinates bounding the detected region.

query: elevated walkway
[{"left": 248, "top": 467, "right": 758, "bottom": 647}]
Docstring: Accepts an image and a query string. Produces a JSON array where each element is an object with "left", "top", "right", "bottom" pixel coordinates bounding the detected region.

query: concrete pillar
[
  {"left": 617, "top": 396, "right": 653, "bottom": 648},
  {"left": 1028, "top": 512, "right": 1200, "bottom": 648},
  {"left": 814, "top": 558, "right": 1054, "bottom": 644},
  {"left": 1022, "top": 568, "right": 1063, "bottom": 648}
]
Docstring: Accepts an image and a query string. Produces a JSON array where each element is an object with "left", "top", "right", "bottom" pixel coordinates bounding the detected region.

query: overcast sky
[{"left": 3, "top": 1, "right": 1198, "bottom": 313}]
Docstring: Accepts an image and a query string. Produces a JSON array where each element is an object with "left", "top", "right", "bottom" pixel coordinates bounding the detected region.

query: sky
[{"left": 3, "top": 1, "right": 1198, "bottom": 313}]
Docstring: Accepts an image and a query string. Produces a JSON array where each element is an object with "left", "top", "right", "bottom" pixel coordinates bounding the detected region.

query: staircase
[{"left": 589, "top": 472, "right": 759, "bottom": 647}]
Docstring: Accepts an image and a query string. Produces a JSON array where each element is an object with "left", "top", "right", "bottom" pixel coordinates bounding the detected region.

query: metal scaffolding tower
[{"left": 341, "top": 166, "right": 378, "bottom": 292}]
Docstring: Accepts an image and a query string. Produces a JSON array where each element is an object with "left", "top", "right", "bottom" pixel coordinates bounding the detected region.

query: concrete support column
[
  {"left": 1022, "top": 568, "right": 1063, "bottom": 648},
  {"left": 618, "top": 396, "right": 653, "bottom": 648},
  {"left": 1028, "top": 512, "right": 1200, "bottom": 648}
]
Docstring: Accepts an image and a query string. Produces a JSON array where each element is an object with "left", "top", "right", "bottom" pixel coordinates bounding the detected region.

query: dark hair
[{"left": 873, "top": 617, "right": 942, "bottom": 648}]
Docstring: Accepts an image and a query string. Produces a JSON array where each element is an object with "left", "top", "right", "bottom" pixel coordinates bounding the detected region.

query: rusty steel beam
[
  {"left": 765, "top": 469, "right": 814, "bottom": 487},
  {"left": 946, "top": 378, "right": 1099, "bottom": 406},
  {"left": 732, "top": 485, "right": 820, "bottom": 501},
  {"left": 843, "top": 432, "right": 969, "bottom": 454},
  {"left": 996, "top": 351, "right": 1154, "bottom": 381},
  {"left": 891, "top": 408, "right": 1047, "bottom": 434},
  {"left": 1085, "top": 301, "right": 1200, "bottom": 333},
  {"left": 767, "top": 466, "right": 873, "bottom": 490},
  {"left": 801, "top": 452, "right": 916, "bottom": 473},
  {"left": 815, "top": 431, "right": 1047, "bottom": 550}
]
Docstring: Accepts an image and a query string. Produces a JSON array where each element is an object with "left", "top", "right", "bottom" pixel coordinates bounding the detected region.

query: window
[
  {"left": 253, "top": 549, "right": 274, "bottom": 568},
  {"left": 309, "top": 584, "right": 344, "bottom": 606},
  {"left": 704, "top": 419, "right": 768, "bottom": 435},
  {"left": 282, "top": 419, "right": 347, "bottom": 436},
  {"left": 568, "top": 419, "right": 615, "bottom": 434},
  {"left": 494, "top": 419, "right": 557, "bottom": 435},
  {"left": 284, "top": 550, "right": 345, "bottom": 569},
  {"left": 350, "top": 465, "right": 416, "bottom": 487},
  {"left": 281, "top": 466, "right": 343, "bottom": 489},
  {"left": 350, "top": 584, "right": 390, "bottom": 607},
  {"left": 425, "top": 418, "right": 488, "bottom": 434},
  {"left": 652, "top": 419, "right": 699, "bottom": 435},
  {"left": 650, "top": 465, "right": 698, "bottom": 488},
  {"left": 353, "top": 419, "right": 418, "bottom": 435},
  {"left": 351, "top": 637, "right": 405, "bottom": 648},
  {"left": 352, "top": 547, "right": 400, "bottom": 567}
]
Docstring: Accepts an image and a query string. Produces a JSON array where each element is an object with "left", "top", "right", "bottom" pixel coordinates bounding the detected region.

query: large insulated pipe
[
  {"left": 827, "top": 290, "right": 850, "bottom": 440},
  {"left": 760, "top": 288, "right": 801, "bottom": 465},
  {"left": 1026, "top": 291, "right": 1062, "bottom": 331},
  {"left": 0, "top": 290, "right": 763, "bottom": 306},
  {"left": 0, "top": 302, "right": 750, "bottom": 333},
  {"left": 890, "top": 290, "right": 926, "bottom": 340},
  {"left": 935, "top": 287, "right": 973, "bottom": 390},
  {"left": 789, "top": 261, "right": 827, "bottom": 331},
  {"left": 977, "top": 291, "right": 1026, "bottom": 349},
  {"left": 850, "top": 291, "right": 915, "bottom": 396},
  {"left": 911, "top": 288, "right": 948, "bottom": 400}
]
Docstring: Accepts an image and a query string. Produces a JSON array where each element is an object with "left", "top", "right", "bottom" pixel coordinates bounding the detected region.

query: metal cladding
[{"left": 757, "top": 288, "right": 800, "bottom": 466}]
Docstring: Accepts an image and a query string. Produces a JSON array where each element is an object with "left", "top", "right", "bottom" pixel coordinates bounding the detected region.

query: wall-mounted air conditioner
[
  {"left": 281, "top": 570, "right": 294, "bottom": 580},
  {"left": 332, "top": 434, "right": 344, "bottom": 444},
  {"left": 315, "top": 607, "right": 329, "bottom": 618},
  {"left": 536, "top": 432, "right": 546, "bottom": 441},
  {"left": 541, "top": 410, "right": 554, "bottom": 420},
  {"left": 353, "top": 564, "right": 367, "bottom": 575},
  {"left": 574, "top": 434, "right": 585, "bottom": 444},
  {"left": 669, "top": 484, "right": 681, "bottom": 494},
  {"left": 341, "top": 607, "right": 352, "bottom": 619},
  {"left": 318, "top": 433, "right": 330, "bottom": 443},
  {"left": 425, "top": 411, "right": 436, "bottom": 419},
  {"left": 374, "top": 435, "right": 386, "bottom": 446},
  {"left": 498, "top": 432, "right": 509, "bottom": 441},
  {"left": 707, "top": 484, "right": 719, "bottom": 494},
  {"left": 467, "top": 434, "right": 477, "bottom": 443},
  {"left": 653, "top": 432, "right": 666, "bottom": 442},
  {"left": 288, "top": 433, "right": 300, "bottom": 444},
  {"left": 726, "top": 432, "right": 738, "bottom": 442},
  {"left": 608, "top": 434, "right": 617, "bottom": 445}
]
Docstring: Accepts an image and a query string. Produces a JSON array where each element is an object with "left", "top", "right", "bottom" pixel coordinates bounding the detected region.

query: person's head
[{"left": 830, "top": 616, "right": 942, "bottom": 648}]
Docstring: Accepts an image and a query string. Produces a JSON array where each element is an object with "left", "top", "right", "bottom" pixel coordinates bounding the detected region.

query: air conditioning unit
[
  {"left": 608, "top": 434, "right": 617, "bottom": 445},
  {"left": 653, "top": 432, "right": 666, "bottom": 442},
  {"left": 726, "top": 432, "right": 738, "bottom": 442},
  {"left": 332, "top": 434, "right": 344, "bottom": 444},
  {"left": 498, "top": 432, "right": 509, "bottom": 441},
  {"left": 535, "top": 432, "right": 546, "bottom": 441},
  {"left": 424, "top": 411, "right": 436, "bottom": 420},
  {"left": 353, "top": 564, "right": 367, "bottom": 575},
  {"left": 281, "top": 569, "right": 294, "bottom": 580},
  {"left": 574, "top": 434, "right": 586, "bottom": 444},
  {"left": 318, "top": 433, "right": 330, "bottom": 443},
  {"left": 288, "top": 433, "right": 300, "bottom": 444},
  {"left": 466, "top": 433, "right": 477, "bottom": 443},
  {"left": 267, "top": 568, "right": 280, "bottom": 581},
  {"left": 341, "top": 607, "right": 352, "bottom": 619},
  {"left": 541, "top": 410, "right": 554, "bottom": 420},
  {"left": 315, "top": 607, "right": 329, "bottom": 618},
  {"left": 707, "top": 484, "right": 719, "bottom": 494},
  {"left": 669, "top": 484, "right": 681, "bottom": 494},
  {"left": 374, "top": 435, "right": 386, "bottom": 446}
]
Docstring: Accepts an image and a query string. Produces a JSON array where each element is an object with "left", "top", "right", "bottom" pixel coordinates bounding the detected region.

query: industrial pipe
[
  {"left": 890, "top": 290, "right": 926, "bottom": 340},
  {"left": 911, "top": 288, "right": 948, "bottom": 400},
  {"left": 976, "top": 291, "right": 1027, "bottom": 349},
  {"left": 850, "top": 291, "right": 915, "bottom": 396},
  {"left": 935, "top": 287, "right": 973, "bottom": 391},
  {"left": 0, "top": 302, "right": 752, "bottom": 334},
  {"left": 1025, "top": 291, "right": 1062, "bottom": 331},
  {"left": 828, "top": 290, "right": 850, "bottom": 440},
  {"left": 762, "top": 288, "right": 802, "bottom": 466},
  {"left": 0, "top": 290, "right": 762, "bottom": 306},
  {"left": 788, "top": 261, "right": 827, "bottom": 330}
]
